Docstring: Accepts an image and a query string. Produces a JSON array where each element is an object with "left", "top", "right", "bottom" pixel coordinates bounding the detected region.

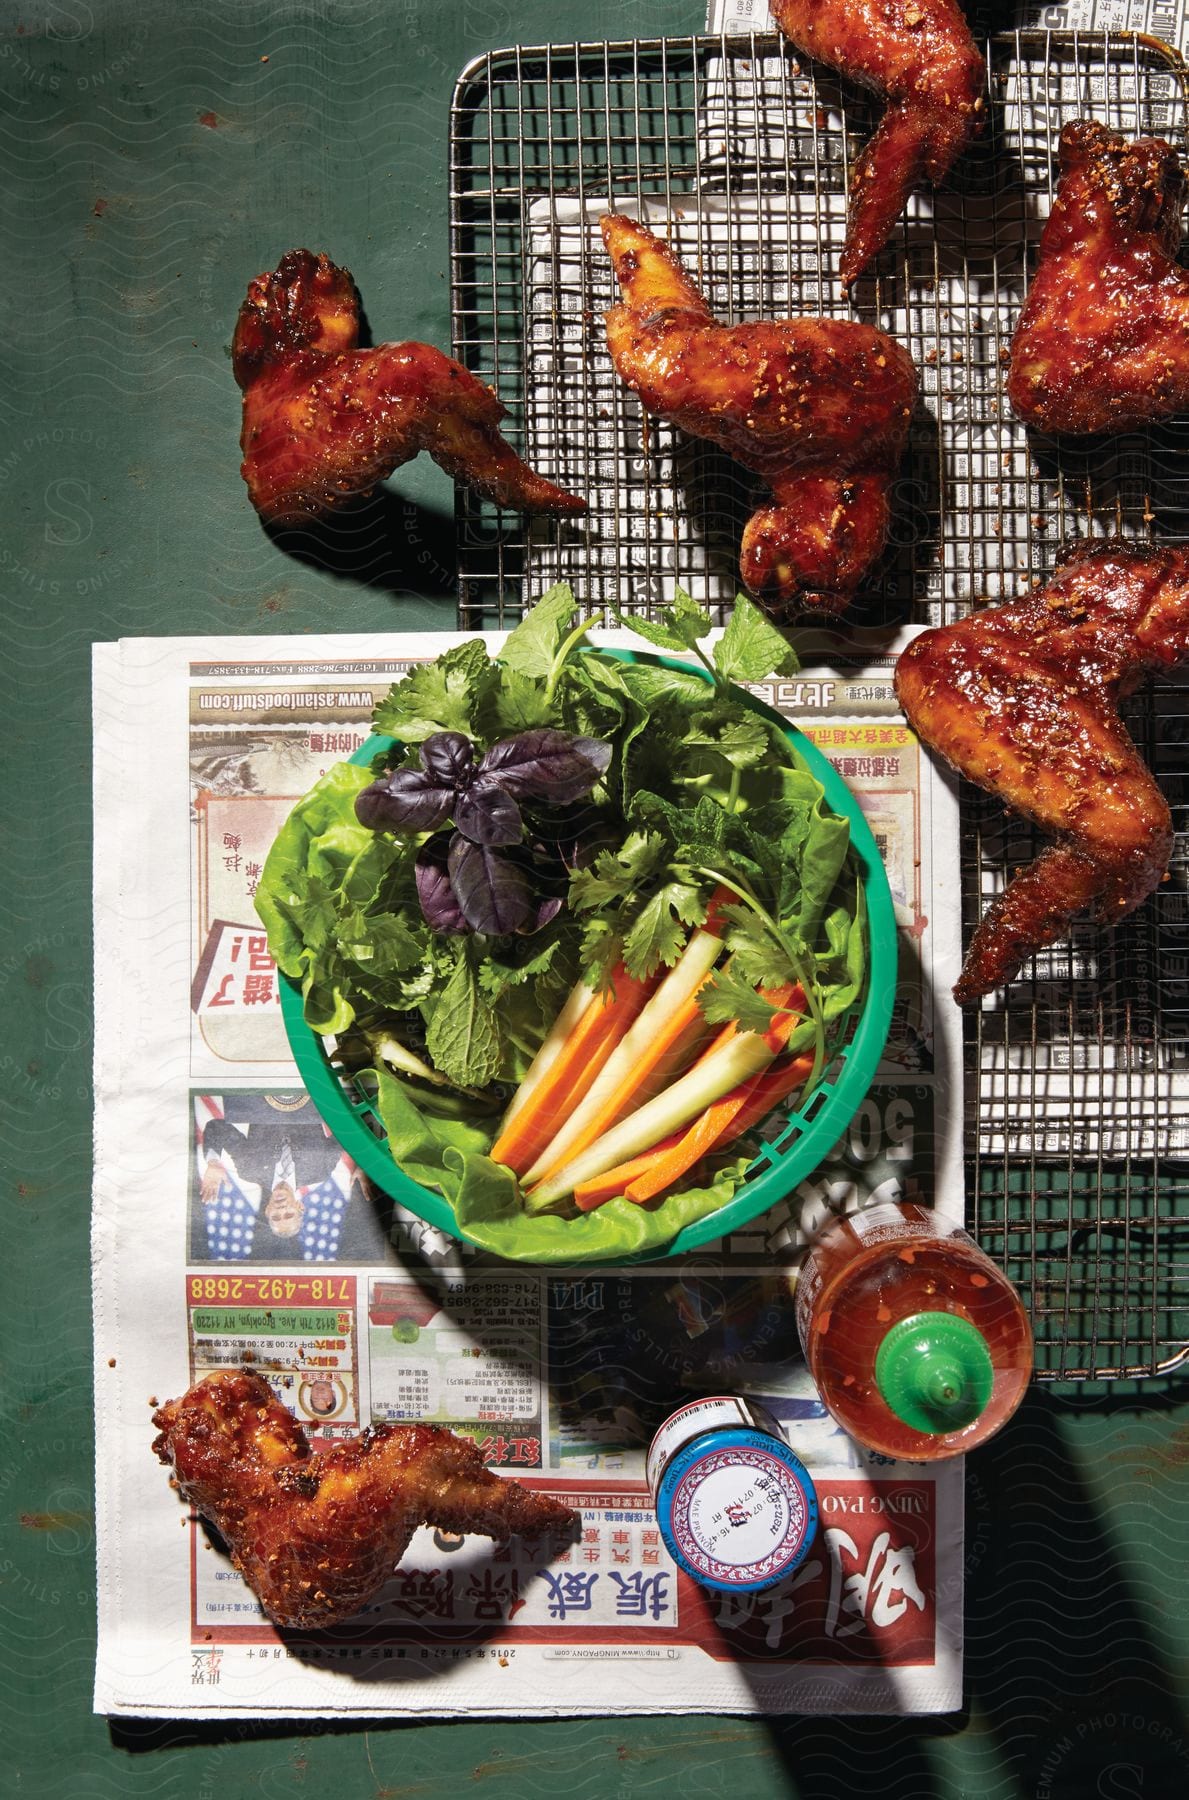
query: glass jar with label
[
  {"left": 795, "top": 1200, "right": 1033, "bottom": 1460},
  {"left": 646, "top": 1396, "right": 819, "bottom": 1593}
]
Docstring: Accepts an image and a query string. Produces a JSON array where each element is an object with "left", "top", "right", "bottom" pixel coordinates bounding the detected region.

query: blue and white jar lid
[{"left": 647, "top": 1398, "right": 819, "bottom": 1594}]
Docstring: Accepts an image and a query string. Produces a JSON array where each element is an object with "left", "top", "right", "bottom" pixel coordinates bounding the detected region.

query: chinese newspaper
[{"left": 92, "top": 625, "right": 965, "bottom": 1717}]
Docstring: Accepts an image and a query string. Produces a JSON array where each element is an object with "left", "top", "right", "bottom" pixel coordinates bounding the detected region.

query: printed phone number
[{"left": 187, "top": 1276, "right": 353, "bottom": 1303}]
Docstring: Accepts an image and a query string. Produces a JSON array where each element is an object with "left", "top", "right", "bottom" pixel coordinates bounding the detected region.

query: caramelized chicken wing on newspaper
[
  {"left": 1008, "top": 122, "right": 1189, "bottom": 436},
  {"left": 602, "top": 213, "right": 917, "bottom": 617},
  {"left": 771, "top": 0, "right": 985, "bottom": 286},
  {"left": 233, "top": 249, "right": 586, "bottom": 526},
  {"left": 895, "top": 540, "right": 1189, "bottom": 1002},
  {"left": 153, "top": 1372, "right": 577, "bottom": 1630}
]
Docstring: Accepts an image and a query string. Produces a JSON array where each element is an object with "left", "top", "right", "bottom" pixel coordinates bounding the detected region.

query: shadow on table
[
  {"left": 111, "top": 1388, "right": 1189, "bottom": 1796},
  {"left": 259, "top": 487, "right": 458, "bottom": 604},
  {"left": 753, "top": 1384, "right": 1189, "bottom": 1798},
  {"left": 960, "top": 1383, "right": 1189, "bottom": 1800}
]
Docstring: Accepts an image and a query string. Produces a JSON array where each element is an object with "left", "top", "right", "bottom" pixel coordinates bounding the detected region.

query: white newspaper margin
[{"left": 93, "top": 628, "right": 963, "bottom": 1718}]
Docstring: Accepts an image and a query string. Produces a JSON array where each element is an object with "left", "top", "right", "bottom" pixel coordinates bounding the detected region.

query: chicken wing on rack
[
  {"left": 894, "top": 540, "right": 1189, "bottom": 1002},
  {"left": 770, "top": 0, "right": 986, "bottom": 287},
  {"left": 1007, "top": 121, "right": 1189, "bottom": 435},
  {"left": 233, "top": 249, "right": 586, "bottom": 526},
  {"left": 602, "top": 213, "right": 917, "bottom": 617},
  {"left": 153, "top": 1371, "right": 578, "bottom": 1630}
]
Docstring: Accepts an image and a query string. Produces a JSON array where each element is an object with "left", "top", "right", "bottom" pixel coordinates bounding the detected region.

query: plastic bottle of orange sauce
[{"left": 795, "top": 1200, "right": 1033, "bottom": 1460}]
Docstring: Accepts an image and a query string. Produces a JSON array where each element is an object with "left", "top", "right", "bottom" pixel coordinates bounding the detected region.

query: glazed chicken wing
[
  {"left": 602, "top": 214, "right": 917, "bottom": 617},
  {"left": 771, "top": 0, "right": 985, "bottom": 286},
  {"left": 233, "top": 249, "right": 585, "bottom": 526},
  {"left": 153, "top": 1371, "right": 577, "bottom": 1630},
  {"left": 1007, "top": 121, "right": 1189, "bottom": 436},
  {"left": 895, "top": 540, "right": 1189, "bottom": 1002}
]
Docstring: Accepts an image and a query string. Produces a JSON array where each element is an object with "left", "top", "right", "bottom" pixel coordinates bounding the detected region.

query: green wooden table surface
[{"left": 2, "top": 3, "right": 1188, "bottom": 1794}]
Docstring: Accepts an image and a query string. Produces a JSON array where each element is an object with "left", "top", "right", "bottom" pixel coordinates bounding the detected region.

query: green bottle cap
[{"left": 874, "top": 1312, "right": 995, "bottom": 1435}]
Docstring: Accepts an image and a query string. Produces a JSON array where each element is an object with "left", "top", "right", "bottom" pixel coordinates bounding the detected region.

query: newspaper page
[{"left": 92, "top": 624, "right": 964, "bottom": 1718}]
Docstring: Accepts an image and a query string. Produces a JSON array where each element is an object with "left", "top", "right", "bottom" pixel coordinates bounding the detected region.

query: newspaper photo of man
[{"left": 190, "top": 1091, "right": 395, "bottom": 1264}]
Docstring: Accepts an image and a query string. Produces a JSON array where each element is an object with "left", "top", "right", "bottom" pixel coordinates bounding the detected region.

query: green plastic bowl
[{"left": 279, "top": 648, "right": 897, "bottom": 1262}]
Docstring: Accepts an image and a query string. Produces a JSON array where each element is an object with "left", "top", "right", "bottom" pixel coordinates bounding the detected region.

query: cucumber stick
[
  {"left": 521, "top": 924, "right": 725, "bottom": 1184},
  {"left": 525, "top": 1027, "right": 776, "bottom": 1209},
  {"left": 500, "top": 976, "right": 596, "bottom": 1128}
]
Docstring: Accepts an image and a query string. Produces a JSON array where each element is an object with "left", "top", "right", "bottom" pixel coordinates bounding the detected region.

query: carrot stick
[
  {"left": 521, "top": 889, "right": 735, "bottom": 1186},
  {"left": 573, "top": 1040, "right": 815, "bottom": 1214},
  {"left": 723, "top": 1048, "right": 816, "bottom": 1140},
  {"left": 489, "top": 964, "right": 654, "bottom": 1175},
  {"left": 624, "top": 1048, "right": 813, "bottom": 1203},
  {"left": 622, "top": 988, "right": 806, "bottom": 1204},
  {"left": 525, "top": 986, "right": 713, "bottom": 1185},
  {"left": 526, "top": 982, "right": 804, "bottom": 1209},
  {"left": 572, "top": 1129, "right": 688, "bottom": 1211},
  {"left": 568, "top": 1013, "right": 755, "bottom": 1209}
]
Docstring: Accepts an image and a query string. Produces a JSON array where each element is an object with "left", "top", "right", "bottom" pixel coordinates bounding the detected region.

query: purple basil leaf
[
  {"left": 535, "top": 896, "right": 564, "bottom": 928},
  {"left": 420, "top": 731, "right": 474, "bottom": 788},
  {"left": 414, "top": 834, "right": 468, "bottom": 933},
  {"left": 453, "top": 775, "right": 523, "bottom": 847},
  {"left": 355, "top": 766, "right": 454, "bottom": 833},
  {"left": 478, "top": 729, "right": 612, "bottom": 803},
  {"left": 448, "top": 836, "right": 533, "bottom": 936}
]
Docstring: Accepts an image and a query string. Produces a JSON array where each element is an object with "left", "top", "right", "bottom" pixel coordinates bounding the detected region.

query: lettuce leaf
[
  {"left": 374, "top": 1062, "right": 754, "bottom": 1263},
  {"left": 256, "top": 588, "right": 873, "bottom": 1261}
]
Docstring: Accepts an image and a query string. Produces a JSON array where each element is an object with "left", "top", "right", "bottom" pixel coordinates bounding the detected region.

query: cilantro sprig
[{"left": 259, "top": 580, "right": 864, "bottom": 1112}]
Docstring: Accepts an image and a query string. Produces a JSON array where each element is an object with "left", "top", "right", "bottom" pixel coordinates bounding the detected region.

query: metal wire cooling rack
[{"left": 448, "top": 30, "right": 1189, "bottom": 1381}]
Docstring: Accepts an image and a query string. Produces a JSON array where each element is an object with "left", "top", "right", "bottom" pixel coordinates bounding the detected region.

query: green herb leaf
[
  {"left": 613, "top": 661, "right": 710, "bottom": 710},
  {"left": 621, "top": 877, "right": 706, "bottom": 978},
  {"left": 682, "top": 709, "right": 772, "bottom": 771},
  {"left": 374, "top": 639, "right": 494, "bottom": 741},
  {"left": 479, "top": 666, "right": 557, "bottom": 735},
  {"left": 713, "top": 592, "right": 802, "bottom": 686},
  {"left": 613, "top": 586, "right": 712, "bottom": 655},
  {"left": 784, "top": 801, "right": 852, "bottom": 946},
  {"left": 578, "top": 914, "right": 621, "bottom": 991},
  {"left": 698, "top": 967, "right": 785, "bottom": 1032},
  {"left": 336, "top": 908, "right": 425, "bottom": 980},
  {"left": 424, "top": 953, "right": 504, "bottom": 1087},
  {"left": 498, "top": 582, "right": 578, "bottom": 677},
  {"left": 632, "top": 790, "right": 731, "bottom": 865},
  {"left": 568, "top": 830, "right": 667, "bottom": 913},
  {"left": 477, "top": 930, "right": 567, "bottom": 1000},
  {"left": 718, "top": 903, "right": 796, "bottom": 990}
]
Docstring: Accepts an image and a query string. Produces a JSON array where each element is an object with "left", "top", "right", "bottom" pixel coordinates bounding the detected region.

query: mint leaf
[
  {"left": 374, "top": 639, "right": 493, "bottom": 741},
  {"left": 499, "top": 582, "right": 578, "bottom": 677},
  {"left": 632, "top": 790, "right": 730, "bottom": 864},
  {"left": 614, "top": 661, "right": 709, "bottom": 709},
  {"left": 611, "top": 612, "right": 690, "bottom": 654},
  {"left": 665, "top": 586, "right": 714, "bottom": 648},
  {"left": 714, "top": 593, "right": 801, "bottom": 686},
  {"left": 424, "top": 954, "right": 503, "bottom": 1086}
]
